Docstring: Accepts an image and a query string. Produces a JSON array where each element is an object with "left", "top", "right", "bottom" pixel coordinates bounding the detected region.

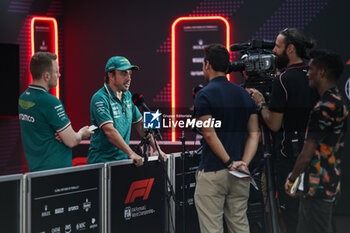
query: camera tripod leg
[{"left": 265, "top": 153, "right": 281, "bottom": 233}]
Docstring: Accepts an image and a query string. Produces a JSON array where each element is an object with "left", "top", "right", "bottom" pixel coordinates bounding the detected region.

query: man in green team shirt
[
  {"left": 18, "top": 52, "right": 93, "bottom": 172},
  {"left": 88, "top": 56, "right": 166, "bottom": 165}
]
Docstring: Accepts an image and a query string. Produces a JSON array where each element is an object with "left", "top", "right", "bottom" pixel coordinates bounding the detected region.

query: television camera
[{"left": 228, "top": 39, "right": 277, "bottom": 102}]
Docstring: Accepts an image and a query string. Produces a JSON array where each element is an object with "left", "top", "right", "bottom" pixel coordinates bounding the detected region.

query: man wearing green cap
[{"left": 88, "top": 56, "right": 166, "bottom": 165}]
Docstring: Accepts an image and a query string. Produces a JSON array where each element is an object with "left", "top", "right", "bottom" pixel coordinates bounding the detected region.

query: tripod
[{"left": 259, "top": 120, "right": 281, "bottom": 233}]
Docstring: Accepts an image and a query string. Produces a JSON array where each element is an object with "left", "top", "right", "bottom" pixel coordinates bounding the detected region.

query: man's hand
[
  {"left": 229, "top": 161, "right": 246, "bottom": 170},
  {"left": 55, "top": 132, "right": 62, "bottom": 142},
  {"left": 78, "top": 126, "right": 94, "bottom": 140},
  {"left": 284, "top": 178, "right": 298, "bottom": 198},
  {"left": 153, "top": 149, "right": 167, "bottom": 162},
  {"left": 130, "top": 152, "right": 144, "bottom": 167},
  {"left": 229, "top": 161, "right": 251, "bottom": 182},
  {"left": 246, "top": 88, "right": 265, "bottom": 106}
]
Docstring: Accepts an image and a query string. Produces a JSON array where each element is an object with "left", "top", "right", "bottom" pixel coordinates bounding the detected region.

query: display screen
[
  {"left": 32, "top": 20, "right": 56, "bottom": 54},
  {"left": 171, "top": 17, "right": 230, "bottom": 141},
  {"left": 31, "top": 17, "right": 59, "bottom": 98}
]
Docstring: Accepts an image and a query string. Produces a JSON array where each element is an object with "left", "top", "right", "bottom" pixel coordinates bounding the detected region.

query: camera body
[
  {"left": 229, "top": 39, "right": 277, "bottom": 104},
  {"left": 229, "top": 39, "right": 276, "bottom": 75},
  {"left": 230, "top": 53, "right": 275, "bottom": 74}
]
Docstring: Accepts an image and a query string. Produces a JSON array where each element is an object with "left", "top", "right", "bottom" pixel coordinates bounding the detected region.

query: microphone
[
  {"left": 132, "top": 93, "right": 150, "bottom": 111},
  {"left": 132, "top": 93, "right": 163, "bottom": 141}
]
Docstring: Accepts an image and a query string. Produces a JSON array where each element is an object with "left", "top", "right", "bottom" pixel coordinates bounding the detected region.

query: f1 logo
[{"left": 124, "top": 178, "right": 155, "bottom": 204}]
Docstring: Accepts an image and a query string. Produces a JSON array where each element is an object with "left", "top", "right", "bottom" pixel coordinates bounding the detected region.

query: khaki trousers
[{"left": 194, "top": 169, "right": 250, "bottom": 233}]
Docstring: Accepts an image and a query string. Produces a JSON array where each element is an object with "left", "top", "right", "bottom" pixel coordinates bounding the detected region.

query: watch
[
  {"left": 223, "top": 158, "right": 234, "bottom": 168},
  {"left": 257, "top": 103, "right": 267, "bottom": 113}
]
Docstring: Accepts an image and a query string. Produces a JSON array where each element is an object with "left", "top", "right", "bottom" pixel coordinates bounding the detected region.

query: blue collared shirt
[{"left": 195, "top": 76, "right": 256, "bottom": 171}]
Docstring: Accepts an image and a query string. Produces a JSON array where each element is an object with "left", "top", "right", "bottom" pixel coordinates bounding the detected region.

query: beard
[{"left": 275, "top": 50, "right": 289, "bottom": 69}]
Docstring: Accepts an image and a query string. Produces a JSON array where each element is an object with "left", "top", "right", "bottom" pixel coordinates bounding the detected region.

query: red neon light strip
[
  {"left": 171, "top": 16, "right": 231, "bottom": 141},
  {"left": 31, "top": 16, "right": 59, "bottom": 99}
]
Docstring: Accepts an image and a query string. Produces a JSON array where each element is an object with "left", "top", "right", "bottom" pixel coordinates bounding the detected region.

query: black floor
[{"left": 335, "top": 215, "right": 350, "bottom": 233}]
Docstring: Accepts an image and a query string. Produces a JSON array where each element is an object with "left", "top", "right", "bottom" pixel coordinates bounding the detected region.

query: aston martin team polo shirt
[
  {"left": 18, "top": 84, "right": 72, "bottom": 171},
  {"left": 88, "top": 83, "right": 142, "bottom": 163}
]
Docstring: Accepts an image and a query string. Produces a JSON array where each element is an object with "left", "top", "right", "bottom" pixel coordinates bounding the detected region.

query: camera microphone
[
  {"left": 230, "top": 40, "right": 275, "bottom": 52},
  {"left": 230, "top": 42, "right": 251, "bottom": 51},
  {"left": 252, "top": 39, "right": 275, "bottom": 50}
]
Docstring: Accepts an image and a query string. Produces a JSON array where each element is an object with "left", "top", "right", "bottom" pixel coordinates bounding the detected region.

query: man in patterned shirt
[{"left": 285, "top": 49, "right": 348, "bottom": 233}]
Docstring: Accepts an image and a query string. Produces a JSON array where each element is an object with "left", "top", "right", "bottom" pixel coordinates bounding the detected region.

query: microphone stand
[
  {"left": 141, "top": 129, "right": 177, "bottom": 233},
  {"left": 132, "top": 94, "right": 178, "bottom": 232},
  {"left": 139, "top": 130, "right": 151, "bottom": 164}
]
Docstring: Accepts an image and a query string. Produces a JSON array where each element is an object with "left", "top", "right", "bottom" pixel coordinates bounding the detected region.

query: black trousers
[{"left": 296, "top": 196, "right": 335, "bottom": 233}]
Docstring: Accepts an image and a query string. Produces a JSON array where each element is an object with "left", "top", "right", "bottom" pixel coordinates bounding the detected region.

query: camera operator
[{"left": 247, "top": 28, "right": 319, "bottom": 233}]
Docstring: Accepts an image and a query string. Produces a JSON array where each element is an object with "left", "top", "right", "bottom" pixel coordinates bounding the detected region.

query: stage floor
[{"left": 335, "top": 215, "right": 350, "bottom": 233}]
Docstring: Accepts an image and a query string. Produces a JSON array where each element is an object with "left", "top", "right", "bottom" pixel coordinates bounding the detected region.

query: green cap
[{"left": 105, "top": 56, "right": 140, "bottom": 73}]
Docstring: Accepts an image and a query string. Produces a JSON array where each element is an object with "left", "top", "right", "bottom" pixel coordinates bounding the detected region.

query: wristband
[
  {"left": 287, "top": 180, "right": 294, "bottom": 188},
  {"left": 288, "top": 176, "right": 296, "bottom": 183},
  {"left": 223, "top": 158, "right": 233, "bottom": 168},
  {"left": 227, "top": 163, "right": 234, "bottom": 170},
  {"left": 257, "top": 103, "right": 267, "bottom": 113}
]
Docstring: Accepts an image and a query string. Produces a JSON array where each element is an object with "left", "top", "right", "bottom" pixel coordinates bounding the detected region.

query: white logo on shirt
[{"left": 19, "top": 113, "right": 35, "bottom": 123}]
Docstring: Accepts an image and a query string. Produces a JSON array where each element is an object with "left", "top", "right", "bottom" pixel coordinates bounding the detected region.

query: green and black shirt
[
  {"left": 87, "top": 83, "right": 142, "bottom": 163},
  {"left": 18, "top": 84, "right": 71, "bottom": 171}
]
